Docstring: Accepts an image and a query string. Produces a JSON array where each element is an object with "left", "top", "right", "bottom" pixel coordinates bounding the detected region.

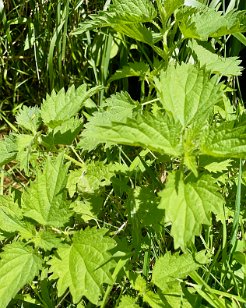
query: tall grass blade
[{"left": 229, "top": 159, "right": 242, "bottom": 259}]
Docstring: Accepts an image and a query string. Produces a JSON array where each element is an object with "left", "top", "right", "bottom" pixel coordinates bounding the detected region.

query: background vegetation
[{"left": 0, "top": 0, "right": 246, "bottom": 307}]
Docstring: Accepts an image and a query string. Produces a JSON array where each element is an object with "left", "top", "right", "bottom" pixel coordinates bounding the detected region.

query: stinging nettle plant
[{"left": 0, "top": 0, "right": 246, "bottom": 307}]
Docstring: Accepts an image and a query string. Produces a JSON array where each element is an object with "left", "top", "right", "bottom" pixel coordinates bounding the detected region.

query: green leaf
[
  {"left": 82, "top": 112, "right": 182, "bottom": 156},
  {"left": 67, "top": 161, "right": 127, "bottom": 195},
  {"left": 201, "top": 120, "right": 246, "bottom": 158},
  {"left": 129, "top": 273, "right": 165, "bottom": 308},
  {"left": 31, "top": 229, "right": 63, "bottom": 251},
  {"left": 0, "top": 196, "right": 28, "bottom": 234},
  {"left": 0, "top": 135, "right": 17, "bottom": 166},
  {"left": 16, "top": 106, "right": 41, "bottom": 133},
  {"left": 154, "top": 63, "right": 223, "bottom": 128},
  {"left": 158, "top": 281, "right": 194, "bottom": 308},
  {"left": 162, "top": 0, "right": 184, "bottom": 20},
  {"left": 48, "top": 228, "right": 116, "bottom": 304},
  {"left": 110, "top": 0, "right": 157, "bottom": 23},
  {"left": 159, "top": 172, "right": 224, "bottom": 249},
  {"left": 71, "top": 196, "right": 103, "bottom": 222},
  {"left": 43, "top": 117, "right": 82, "bottom": 146},
  {"left": 72, "top": 12, "right": 117, "bottom": 35},
  {"left": 73, "top": 0, "right": 156, "bottom": 36},
  {"left": 108, "top": 62, "right": 149, "bottom": 83},
  {"left": 41, "top": 84, "right": 102, "bottom": 129},
  {"left": 113, "top": 23, "right": 153, "bottom": 45},
  {"left": 190, "top": 40, "right": 242, "bottom": 76},
  {"left": 22, "top": 154, "right": 71, "bottom": 227},
  {"left": 15, "top": 134, "right": 34, "bottom": 173},
  {"left": 78, "top": 91, "right": 137, "bottom": 150},
  {"left": 0, "top": 242, "right": 42, "bottom": 308},
  {"left": 177, "top": 7, "right": 246, "bottom": 40},
  {"left": 201, "top": 157, "right": 233, "bottom": 173},
  {"left": 126, "top": 187, "right": 164, "bottom": 243},
  {"left": 118, "top": 296, "right": 140, "bottom": 308},
  {"left": 152, "top": 250, "right": 208, "bottom": 289}
]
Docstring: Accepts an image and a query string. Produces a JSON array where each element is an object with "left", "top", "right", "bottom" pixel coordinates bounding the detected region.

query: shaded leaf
[
  {"left": 129, "top": 273, "right": 165, "bottom": 308},
  {"left": 71, "top": 196, "right": 103, "bottom": 222},
  {"left": 126, "top": 187, "right": 163, "bottom": 244},
  {"left": 108, "top": 62, "right": 149, "bottom": 83},
  {"left": 113, "top": 23, "right": 153, "bottom": 45}
]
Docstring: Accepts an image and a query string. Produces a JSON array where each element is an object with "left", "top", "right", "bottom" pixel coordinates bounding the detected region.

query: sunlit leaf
[
  {"left": 48, "top": 228, "right": 116, "bottom": 304},
  {"left": 22, "top": 154, "right": 71, "bottom": 227},
  {"left": 159, "top": 172, "right": 224, "bottom": 249},
  {"left": 0, "top": 242, "right": 42, "bottom": 308},
  {"left": 190, "top": 40, "right": 242, "bottom": 76},
  {"left": 154, "top": 63, "right": 223, "bottom": 128}
]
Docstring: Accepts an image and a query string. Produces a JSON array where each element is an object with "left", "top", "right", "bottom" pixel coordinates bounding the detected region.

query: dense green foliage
[{"left": 0, "top": 0, "right": 246, "bottom": 307}]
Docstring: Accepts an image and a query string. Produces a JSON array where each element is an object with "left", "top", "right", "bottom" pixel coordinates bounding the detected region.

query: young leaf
[
  {"left": 16, "top": 106, "right": 41, "bottom": 133},
  {"left": 154, "top": 63, "right": 223, "bottom": 128},
  {"left": 159, "top": 172, "right": 224, "bottom": 249},
  {"left": 0, "top": 242, "right": 42, "bottom": 308},
  {"left": 201, "top": 121, "right": 246, "bottom": 158},
  {"left": 81, "top": 113, "right": 182, "bottom": 156},
  {"left": 152, "top": 250, "right": 208, "bottom": 289},
  {"left": 190, "top": 40, "right": 242, "bottom": 76},
  {"left": 48, "top": 228, "right": 116, "bottom": 304},
  {"left": 118, "top": 295, "right": 140, "bottom": 308},
  {"left": 41, "top": 84, "right": 101, "bottom": 129},
  {"left": 22, "top": 154, "right": 71, "bottom": 227},
  {"left": 162, "top": 0, "right": 184, "bottom": 20},
  {"left": 0, "top": 135, "right": 17, "bottom": 166}
]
